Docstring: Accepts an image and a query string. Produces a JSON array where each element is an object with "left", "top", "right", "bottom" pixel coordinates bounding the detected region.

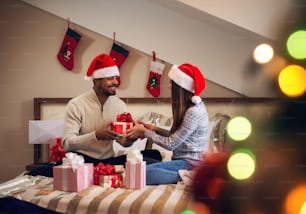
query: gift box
[
  {"left": 53, "top": 163, "right": 93, "bottom": 192},
  {"left": 94, "top": 163, "right": 124, "bottom": 188},
  {"left": 53, "top": 153, "right": 93, "bottom": 192},
  {"left": 125, "top": 150, "right": 146, "bottom": 189},
  {"left": 112, "top": 112, "right": 134, "bottom": 134},
  {"left": 99, "top": 173, "right": 123, "bottom": 188},
  {"left": 112, "top": 122, "right": 133, "bottom": 134}
]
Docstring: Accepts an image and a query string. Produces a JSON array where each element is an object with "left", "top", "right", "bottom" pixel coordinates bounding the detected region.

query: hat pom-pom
[
  {"left": 192, "top": 96, "right": 201, "bottom": 104},
  {"left": 84, "top": 76, "right": 92, "bottom": 81}
]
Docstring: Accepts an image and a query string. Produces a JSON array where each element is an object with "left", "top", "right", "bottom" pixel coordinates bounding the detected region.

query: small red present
[
  {"left": 49, "top": 138, "right": 66, "bottom": 163},
  {"left": 94, "top": 163, "right": 124, "bottom": 188},
  {"left": 99, "top": 174, "right": 123, "bottom": 188},
  {"left": 111, "top": 112, "right": 134, "bottom": 134}
]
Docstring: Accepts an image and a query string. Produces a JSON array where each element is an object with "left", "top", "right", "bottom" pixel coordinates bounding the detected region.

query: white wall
[{"left": 21, "top": 0, "right": 287, "bottom": 97}]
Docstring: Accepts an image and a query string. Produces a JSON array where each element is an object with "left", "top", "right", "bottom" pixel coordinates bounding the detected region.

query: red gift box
[
  {"left": 94, "top": 163, "right": 124, "bottom": 188},
  {"left": 112, "top": 112, "right": 134, "bottom": 134},
  {"left": 53, "top": 163, "right": 93, "bottom": 192},
  {"left": 99, "top": 174, "right": 123, "bottom": 188},
  {"left": 112, "top": 122, "right": 133, "bottom": 134},
  {"left": 125, "top": 161, "right": 146, "bottom": 189}
]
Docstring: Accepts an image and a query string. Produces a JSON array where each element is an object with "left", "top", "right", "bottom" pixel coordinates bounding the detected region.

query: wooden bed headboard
[{"left": 31, "top": 97, "right": 279, "bottom": 164}]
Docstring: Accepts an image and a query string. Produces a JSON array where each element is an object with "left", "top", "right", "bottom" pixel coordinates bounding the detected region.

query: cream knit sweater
[{"left": 62, "top": 89, "right": 128, "bottom": 159}]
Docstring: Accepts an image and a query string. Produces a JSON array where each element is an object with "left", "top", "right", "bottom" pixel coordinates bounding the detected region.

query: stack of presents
[
  {"left": 53, "top": 112, "right": 146, "bottom": 192},
  {"left": 53, "top": 149, "right": 146, "bottom": 192}
]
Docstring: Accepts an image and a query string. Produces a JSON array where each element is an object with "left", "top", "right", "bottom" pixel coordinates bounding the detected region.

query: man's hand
[{"left": 95, "top": 126, "right": 118, "bottom": 140}]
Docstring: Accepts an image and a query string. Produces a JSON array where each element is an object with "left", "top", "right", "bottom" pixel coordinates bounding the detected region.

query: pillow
[
  {"left": 113, "top": 138, "right": 147, "bottom": 156},
  {"left": 137, "top": 112, "right": 173, "bottom": 127},
  {"left": 208, "top": 113, "right": 231, "bottom": 153}
]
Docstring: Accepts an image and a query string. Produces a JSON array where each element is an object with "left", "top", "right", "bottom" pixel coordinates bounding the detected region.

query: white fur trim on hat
[
  {"left": 91, "top": 66, "right": 120, "bottom": 79},
  {"left": 168, "top": 65, "right": 194, "bottom": 93}
]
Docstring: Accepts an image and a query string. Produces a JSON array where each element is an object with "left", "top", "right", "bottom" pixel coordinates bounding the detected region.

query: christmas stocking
[
  {"left": 146, "top": 60, "right": 165, "bottom": 98},
  {"left": 57, "top": 28, "right": 81, "bottom": 71},
  {"left": 109, "top": 42, "right": 129, "bottom": 87}
]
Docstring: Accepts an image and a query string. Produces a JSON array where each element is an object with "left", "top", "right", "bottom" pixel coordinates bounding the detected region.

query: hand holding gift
[
  {"left": 111, "top": 113, "right": 136, "bottom": 147},
  {"left": 111, "top": 112, "right": 134, "bottom": 136}
]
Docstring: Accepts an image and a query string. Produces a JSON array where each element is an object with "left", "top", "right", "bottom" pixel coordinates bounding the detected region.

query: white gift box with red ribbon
[{"left": 112, "top": 122, "right": 133, "bottom": 134}]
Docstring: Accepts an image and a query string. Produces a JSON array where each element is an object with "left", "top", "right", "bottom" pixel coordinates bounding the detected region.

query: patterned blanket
[{"left": 2, "top": 176, "right": 192, "bottom": 214}]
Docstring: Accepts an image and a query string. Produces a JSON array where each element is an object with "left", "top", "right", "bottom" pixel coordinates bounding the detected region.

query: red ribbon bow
[
  {"left": 94, "top": 163, "right": 116, "bottom": 185},
  {"left": 116, "top": 112, "right": 133, "bottom": 122},
  {"left": 49, "top": 138, "right": 67, "bottom": 163}
]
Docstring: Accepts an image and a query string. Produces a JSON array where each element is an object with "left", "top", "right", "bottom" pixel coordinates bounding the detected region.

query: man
[
  {"left": 62, "top": 53, "right": 161, "bottom": 166},
  {"left": 29, "top": 53, "right": 161, "bottom": 177}
]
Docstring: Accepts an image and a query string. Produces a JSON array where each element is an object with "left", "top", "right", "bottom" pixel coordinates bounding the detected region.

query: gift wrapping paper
[
  {"left": 125, "top": 161, "right": 146, "bottom": 189},
  {"left": 112, "top": 122, "right": 133, "bottom": 134},
  {"left": 99, "top": 173, "right": 123, "bottom": 188},
  {"left": 53, "top": 163, "right": 93, "bottom": 192}
]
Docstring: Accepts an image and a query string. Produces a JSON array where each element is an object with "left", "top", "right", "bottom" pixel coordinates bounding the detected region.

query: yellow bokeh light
[
  {"left": 253, "top": 43, "right": 274, "bottom": 64},
  {"left": 278, "top": 64, "right": 306, "bottom": 97},
  {"left": 227, "top": 116, "right": 252, "bottom": 141},
  {"left": 227, "top": 149, "right": 256, "bottom": 180},
  {"left": 284, "top": 183, "right": 306, "bottom": 214}
]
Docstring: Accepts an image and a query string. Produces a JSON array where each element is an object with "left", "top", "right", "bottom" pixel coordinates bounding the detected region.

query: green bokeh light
[
  {"left": 180, "top": 210, "right": 196, "bottom": 214},
  {"left": 286, "top": 30, "right": 306, "bottom": 60},
  {"left": 227, "top": 116, "right": 252, "bottom": 141}
]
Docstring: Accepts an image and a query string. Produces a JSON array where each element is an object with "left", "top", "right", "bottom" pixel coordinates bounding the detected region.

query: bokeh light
[
  {"left": 180, "top": 210, "right": 196, "bottom": 214},
  {"left": 278, "top": 64, "right": 306, "bottom": 97},
  {"left": 284, "top": 183, "right": 306, "bottom": 214},
  {"left": 286, "top": 30, "right": 306, "bottom": 60},
  {"left": 253, "top": 43, "right": 274, "bottom": 64},
  {"left": 227, "top": 116, "right": 252, "bottom": 141},
  {"left": 227, "top": 149, "right": 256, "bottom": 180}
]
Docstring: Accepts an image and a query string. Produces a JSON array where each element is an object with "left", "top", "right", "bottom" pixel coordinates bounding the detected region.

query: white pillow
[{"left": 113, "top": 138, "right": 147, "bottom": 156}]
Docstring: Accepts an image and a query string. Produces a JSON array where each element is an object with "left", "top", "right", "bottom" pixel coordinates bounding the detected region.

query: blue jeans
[{"left": 146, "top": 159, "right": 193, "bottom": 185}]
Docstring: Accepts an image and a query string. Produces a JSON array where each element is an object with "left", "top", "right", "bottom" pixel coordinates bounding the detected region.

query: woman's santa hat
[
  {"left": 168, "top": 63, "right": 206, "bottom": 104},
  {"left": 85, "top": 53, "right": 120, "bottom": 80}
]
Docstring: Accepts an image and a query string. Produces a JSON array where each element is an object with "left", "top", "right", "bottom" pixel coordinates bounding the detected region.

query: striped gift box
[
  {"left": 125, "top": 161, "right": 146, "bottom": 189},
  {"left": 53, "top": 163, "right": 93, "bottom": 192}
]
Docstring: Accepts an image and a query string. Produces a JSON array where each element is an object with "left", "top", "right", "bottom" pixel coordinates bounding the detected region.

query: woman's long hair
[{"left": 170, "top": 80, "right": 194, "bottom": 133}]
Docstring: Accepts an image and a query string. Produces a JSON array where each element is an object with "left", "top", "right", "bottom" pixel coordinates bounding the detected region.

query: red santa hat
[
  {"left": 168, "top": 63, "right": 206, "bottom": 104},
  {"left": 84, "top": 53, "right": 120, "bottom": 80}
]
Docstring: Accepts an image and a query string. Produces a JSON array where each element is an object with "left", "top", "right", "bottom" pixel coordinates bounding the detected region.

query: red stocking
[
  {"left": 57, "top": 28, "right": 81, "bottom": 71},
  {"left": 146, "top": 60, "right": 165, "bottom": 98},
  {"left": 109, "top": 42, "right": 129, "bottom": 87}
]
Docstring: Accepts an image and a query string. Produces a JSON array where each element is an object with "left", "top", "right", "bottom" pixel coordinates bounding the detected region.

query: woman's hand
[{"left": 126, "top": 122, "right": 146, "bottom": 139}]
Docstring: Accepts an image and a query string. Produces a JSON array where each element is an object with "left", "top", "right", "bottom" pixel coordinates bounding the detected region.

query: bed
[{"left": 0, "top": 97, "right": 279, "bottom": 214}]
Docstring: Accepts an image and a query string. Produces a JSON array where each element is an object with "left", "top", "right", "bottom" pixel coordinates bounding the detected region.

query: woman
[{"left": 127, "top": 63, "right": 209, "bottom": 185}]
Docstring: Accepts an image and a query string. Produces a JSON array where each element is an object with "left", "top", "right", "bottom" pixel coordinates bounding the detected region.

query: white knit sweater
[{"left": 62, "top": 89, "right": 128, "bottom": 159}]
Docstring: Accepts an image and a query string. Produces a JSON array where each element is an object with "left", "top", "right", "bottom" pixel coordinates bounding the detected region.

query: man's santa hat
[
  {"left": 168, "top": 63, "right": 206, "bottom": 104},
  {"left": 85, "top": 53, "right": 120, "bottom": 80}
]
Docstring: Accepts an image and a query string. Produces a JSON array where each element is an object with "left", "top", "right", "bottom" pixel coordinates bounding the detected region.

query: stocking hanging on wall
[
  {"left": 146, "top": 51, "right": 165, "bottom": 98},
  {"left": 57, "top": 19, "right": 81, "bottom": 71},
  {"left": 109, "top": 32, "right": 129, "bottom": 87}
]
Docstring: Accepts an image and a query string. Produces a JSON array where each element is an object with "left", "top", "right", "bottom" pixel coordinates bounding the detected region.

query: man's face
[{"left": 94, "top": 76, "right": 119, "bottom": 96}]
